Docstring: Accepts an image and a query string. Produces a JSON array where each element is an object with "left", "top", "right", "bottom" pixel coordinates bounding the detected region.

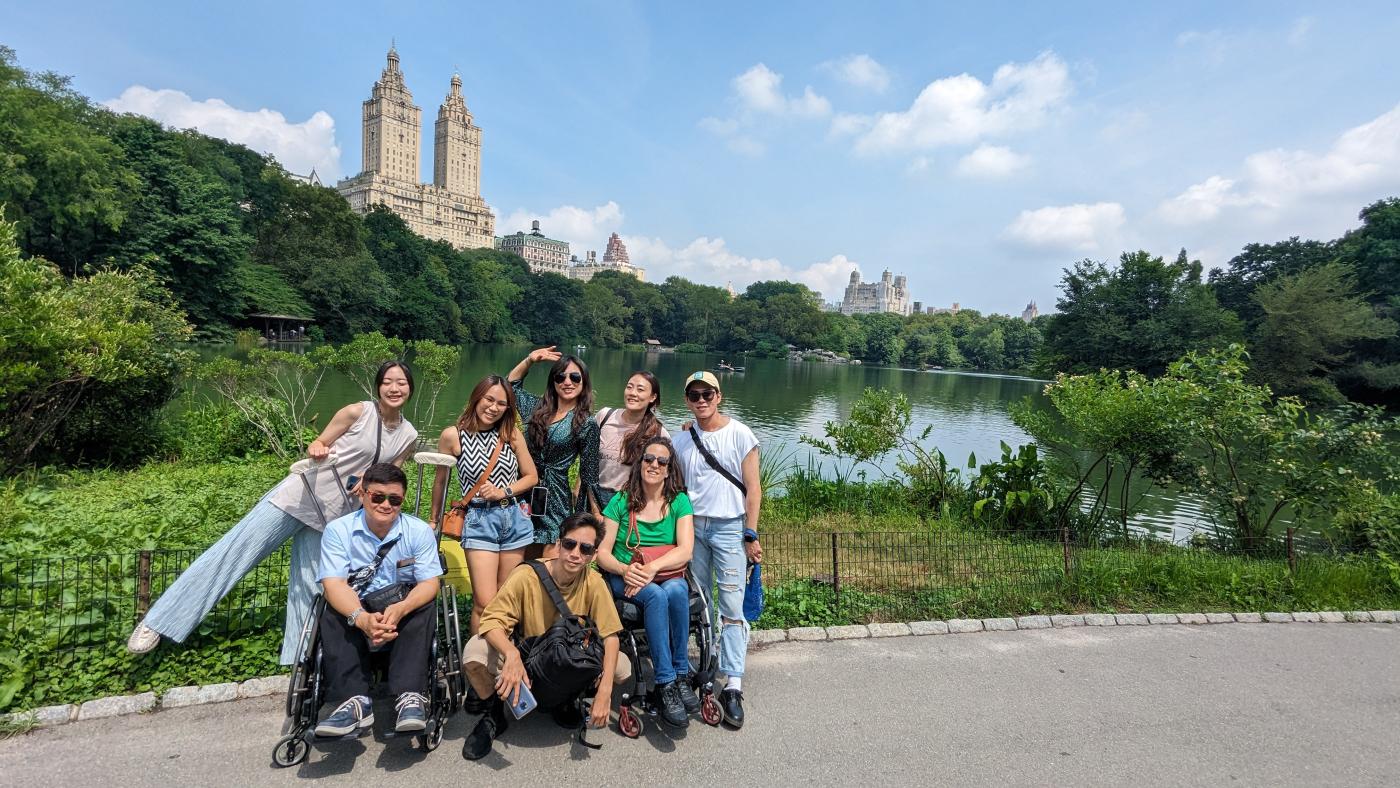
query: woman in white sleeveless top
[{"left": 127, "top": 361, "right": 419, "bottom": 664}]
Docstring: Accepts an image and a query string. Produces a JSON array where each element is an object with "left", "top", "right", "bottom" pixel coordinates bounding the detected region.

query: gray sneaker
[
  {"left": 315, "top": 696, "right": 374, "bottom": 737},
  {"left": 395, "top": 692, "right": 428, "bottom": 733}
]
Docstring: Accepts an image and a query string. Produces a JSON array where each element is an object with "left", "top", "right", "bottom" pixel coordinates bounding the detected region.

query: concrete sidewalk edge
[{"left": 7, "top": 608, "right": 1396, "bottom": 730}]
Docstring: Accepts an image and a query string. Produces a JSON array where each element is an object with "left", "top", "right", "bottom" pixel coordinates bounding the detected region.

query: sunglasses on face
[
  {"left": 559, "top": 537, "right": 597, "bottom": 556},
  {"left": 368, "top": 492, "right": 404, "bottom": 507},
  {"left": 641, "top": 453, "right": 671, "bottom": 467},
  {"left": 685, "top": 389, "right": 716, "bottom": 403},
  {"left": 553, "top": 372, "right": 583, "bottom": 384}
]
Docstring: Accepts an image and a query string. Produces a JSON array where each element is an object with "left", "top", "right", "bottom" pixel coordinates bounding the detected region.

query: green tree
[
  {"left": 1334, "top": 198, "right": 1400, "bottom": 401},
  {"left": 362, "top": 207, "right": 462, "bottom": 343},
  {"left": 856, "top": 312, "right": 905, "bottom": 365},
  {"left": 577, "top": 279, "right": 633, "bottom": 347},
  {"left": 1043, "top": 250, "right": 1243, "bottom": 376},
  {"left": 1209, "top": 238, "right": 1336, "bottom": 326},
  {"left": 0, "top": 217, "right": 192, "bottom": 471},
  {"left": 450, "top": 249, "right": 525, "bottom": 342},
  {"left": 1250, "top": 262, "right": 1396, "bottom": 402},
  {"left": 0, "top": 47, "right": 138, "bottom": 272}
]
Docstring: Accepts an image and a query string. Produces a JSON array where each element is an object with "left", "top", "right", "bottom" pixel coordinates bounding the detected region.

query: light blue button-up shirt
[{"left": 317, "top": 509, "right": 442, "bottom": 594}]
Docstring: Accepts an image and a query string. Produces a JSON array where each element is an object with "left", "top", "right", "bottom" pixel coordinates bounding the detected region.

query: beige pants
[{"left": 463, "top": 633, "right": 632, "bottom": 700}]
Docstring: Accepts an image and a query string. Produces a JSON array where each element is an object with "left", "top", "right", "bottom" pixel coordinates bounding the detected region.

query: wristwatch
[
  {"left": 504, "top": 485, "right": 514, "bottom": 498},
  {"left": 743, "top": 528, "right": 759, "bottom": 543},
  {"left": 347, "top": 607, "right": 364, "bottom": 627}
]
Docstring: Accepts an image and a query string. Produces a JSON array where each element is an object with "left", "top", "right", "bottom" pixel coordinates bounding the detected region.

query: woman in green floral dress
[{"left": 508, "top": 346, "right": 603, "bottom": 557}]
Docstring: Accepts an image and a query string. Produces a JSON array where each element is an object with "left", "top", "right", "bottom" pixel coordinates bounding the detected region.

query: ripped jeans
[{"left": 690, "top": 514, "right": 749, "bottom": 679}]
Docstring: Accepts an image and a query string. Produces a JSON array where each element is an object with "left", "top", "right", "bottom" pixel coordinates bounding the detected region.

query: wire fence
[{"left": 0, "top": 526, "right": 1373, "bottom": 651}]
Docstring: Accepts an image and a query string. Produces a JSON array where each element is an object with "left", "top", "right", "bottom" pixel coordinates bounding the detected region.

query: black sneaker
[
  {"left": 657, "top": 682, "right": 689, "bottom": 728},
  {"left": 463, "top": 700, "right": 507, "bottom": 761},
  {"left": 677, "top": 679, "right": 701, "bottom": 714},
  {"left": 720, "top": 688, "right": 744, "bottom": 729}
]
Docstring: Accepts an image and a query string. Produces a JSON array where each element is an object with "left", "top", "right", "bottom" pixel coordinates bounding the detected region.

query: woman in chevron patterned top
[{"left": 431, "top": 374, "right": 538, "bottom": 633}]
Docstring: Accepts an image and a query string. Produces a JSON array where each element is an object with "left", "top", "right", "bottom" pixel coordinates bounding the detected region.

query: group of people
[{"left": 126, "top": 347, "right": 763, "bottom": 759}]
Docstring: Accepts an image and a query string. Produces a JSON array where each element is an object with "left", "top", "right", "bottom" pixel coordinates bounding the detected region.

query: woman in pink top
[{"left": 593, "top": 370, "right": 669, "bottom": 510}]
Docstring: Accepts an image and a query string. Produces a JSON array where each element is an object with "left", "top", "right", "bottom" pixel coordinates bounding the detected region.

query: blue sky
[{"left": 6, "top": 1, "right": 1400, "bottom": 314}]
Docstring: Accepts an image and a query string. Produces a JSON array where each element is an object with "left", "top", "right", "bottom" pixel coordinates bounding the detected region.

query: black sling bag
[{"left": 688, "top": 425, "right": 747, "bottom": 495}]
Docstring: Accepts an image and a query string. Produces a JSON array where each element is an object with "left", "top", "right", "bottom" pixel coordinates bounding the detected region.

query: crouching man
[
  {"left": 313, "top": 463, "right": 442, "bottom": 737},
  {"left": 461, "top": 513, "right": 631, "bottom": 760}
]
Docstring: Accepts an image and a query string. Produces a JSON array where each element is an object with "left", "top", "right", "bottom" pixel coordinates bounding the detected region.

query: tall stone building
[
  {"left": 839, "top": 270, "right": 912, "bottom": 316},
  {"left": 336, "top": 47, "right": 495, "bottom": 248},
  {"left": 497, "top": 220, "right": 571, "bottom": 275},
  {"left": 1021, "top": 301, "right": 1039, "bottom": 322},
  {"left": 569, "top": 233, "right": 645, "bottom": 282}
]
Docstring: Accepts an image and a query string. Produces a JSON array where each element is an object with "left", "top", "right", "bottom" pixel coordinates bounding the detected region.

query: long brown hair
[
  {"left": 456, "top": 374, "right": 518, "bottom": 440},
  {"left": 622, "top": 436, "right": 686, "bottom": 514},
  {"left": 618, "top": 370, "right": 664, "bottom": 466},
  {"left": 526, "top": 355, "right": 593, "bottom": 452}
]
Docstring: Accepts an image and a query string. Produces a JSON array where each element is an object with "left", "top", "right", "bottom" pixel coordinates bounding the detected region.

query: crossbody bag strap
[
  {"left": 626, "top": 509, "right": 642, "bottom": 558},
  {"left": 598, "top": 407, "right": 616, "bottom": 430},
  {"left": 371, "top": 402, "right": 383, "bottom": 466},
  {"left": 349, "top": 534, "right": 403, "bottom": 594},
  {"left": 527, "top": 559, "right": 578, "bottom": 621},
  {"left": 688, "top": 425, "right": 747, "bottom": 496}
]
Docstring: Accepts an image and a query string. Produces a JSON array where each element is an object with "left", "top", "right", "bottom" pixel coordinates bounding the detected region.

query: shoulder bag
[
  {"left": 688, "top": 425, "right": 747, "bottom": 495},
  {"left": 627, "top": 508, "right": 684, "bottom": 583},
  {"left": 349, "top": 534, "right": 413, "bottom": 612},
  {"left": 516, "top": 561, "right": 605, "bottom": 711},
  {"left": 440, "top": 429, "right": 505, "bottom": 539}
]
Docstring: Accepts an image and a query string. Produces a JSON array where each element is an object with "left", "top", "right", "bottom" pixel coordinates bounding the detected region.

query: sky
[{"left": 5, "top": 1, "right": 1400, "bottom": 314}]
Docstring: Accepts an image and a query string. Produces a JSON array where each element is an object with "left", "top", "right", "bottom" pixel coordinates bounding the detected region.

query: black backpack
[{"left": 517, "top": 561, "right": 605, "bottom": 710}]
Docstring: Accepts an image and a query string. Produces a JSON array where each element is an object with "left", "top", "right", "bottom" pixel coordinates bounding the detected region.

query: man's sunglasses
[
  {"left": 560, "top": 537, "right": 597, "bottom": 556},
  {"left": 641, "top": 453, "right": 671, "bottom": 466},
  {"left": 368, "top": 492, "right": 405, "bottom": 507},
  {"left": 553, "top": 372, "right": 583, "bottom": 384},
  {"left": 685, "top": 389, "right": 716, "bottom": 403}
]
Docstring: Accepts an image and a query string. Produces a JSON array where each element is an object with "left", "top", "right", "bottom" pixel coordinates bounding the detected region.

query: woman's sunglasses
[
  {"left": 641, "top": 453, "right": 671, "bottom": 466},
  {"left": 553, "top": 372, "right": 583, "bottom": 384},
  {"left": 368, "top": 492, "right": 405, "bottom": 507},
  {"left": 685, "top": 389, "right": 716, "bottom": 403},
  {"left": 560, "top": 537, "right": 597, "bottom": 555}
]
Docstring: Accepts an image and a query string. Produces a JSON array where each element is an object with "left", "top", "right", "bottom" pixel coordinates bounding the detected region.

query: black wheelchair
[
  {"left": 614, "top": 573, "right": 723, "bottom": 736},
  {"left": 271, "top": 452, "right": 467, "bottom": 767}
]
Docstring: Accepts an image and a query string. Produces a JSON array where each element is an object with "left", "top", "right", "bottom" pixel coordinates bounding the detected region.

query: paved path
[{"left": 4, "top": 624, "right": 1398, "bottom": 787}]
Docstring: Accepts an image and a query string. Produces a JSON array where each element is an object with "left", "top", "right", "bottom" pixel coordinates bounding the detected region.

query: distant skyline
[{"left": 5, "top": 2, "right": 1400, "bottom": 314}]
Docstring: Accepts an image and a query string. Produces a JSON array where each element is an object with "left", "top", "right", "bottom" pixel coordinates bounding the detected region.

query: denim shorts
[{"left": 461, "top": 501, "right": 534, "bottom": 552}]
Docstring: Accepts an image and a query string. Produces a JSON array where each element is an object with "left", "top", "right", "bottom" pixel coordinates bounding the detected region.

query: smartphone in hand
[{"left": 509, "top": 681, "right": 537, "bottom": 719}]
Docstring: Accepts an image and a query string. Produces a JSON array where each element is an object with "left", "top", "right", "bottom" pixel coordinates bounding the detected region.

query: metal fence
[{"left": 0, "top": 526, "right": 1357, "bottom": 651}]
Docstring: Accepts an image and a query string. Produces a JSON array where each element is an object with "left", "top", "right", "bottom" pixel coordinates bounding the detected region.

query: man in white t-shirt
[{"left": 670, "top": 371, "right": 762, "bottom": 729}]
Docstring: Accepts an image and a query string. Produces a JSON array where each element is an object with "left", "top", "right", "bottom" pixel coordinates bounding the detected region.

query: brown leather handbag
[
  {"left": 440, "top": 430, "right": 505, "bottom": 539},
  {"left": 627, "top": 509, "right": 685, "bottom": 584}
]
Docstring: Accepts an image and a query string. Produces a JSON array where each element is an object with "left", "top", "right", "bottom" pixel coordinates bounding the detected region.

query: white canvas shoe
[{"left": 126, "top": 622, "right": 161, "bottom": 654}]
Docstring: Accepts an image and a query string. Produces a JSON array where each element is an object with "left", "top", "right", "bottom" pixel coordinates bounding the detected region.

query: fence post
[
  {"left": 136, "top": 550, "right": 153, "bottom": 617},
  {"left": 1286, "top": 528, "right": 1296, "bottom": 575},
  {"left": 830, "top": 532, "right": 841, "bottom": 614},
  {"left": 1060, "top": 524, "right": 1072, "bottom": 576}
]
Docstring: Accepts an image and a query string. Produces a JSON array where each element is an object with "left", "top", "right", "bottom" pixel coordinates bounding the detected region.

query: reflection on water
[{"left": 201, "top": 343, "right": 1216, "bottom": 535}]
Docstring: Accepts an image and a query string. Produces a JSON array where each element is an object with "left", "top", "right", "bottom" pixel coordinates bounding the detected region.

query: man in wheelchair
[
  {"left": 313, "top": 463, "right": 443, "bottom": 737},
  {"left": 460, "top": 514, "right": 632, "bottom": 760}
]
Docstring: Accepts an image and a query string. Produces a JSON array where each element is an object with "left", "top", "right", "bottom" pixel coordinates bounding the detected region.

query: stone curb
[{"left": 8, "top": 609, "right": 1399, "bottom": 729}]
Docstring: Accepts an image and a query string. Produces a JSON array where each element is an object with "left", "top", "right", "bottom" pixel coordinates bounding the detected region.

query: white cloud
[
  {"left": 821, "top": 54, "right": 891, "bottom": 93},
  {"left": 732, "top": 63, "right": 831, "bottom": 117},
  {"left": 829, "top": 112, "right": 873, "bottom": 138},
  {"left": 726, "top": 137, "right": 766, "bottom": 157},
  {"left": 906, "top": 156, "right": 932, "bottom": 176},
  {"left": 500, "top": 202, "right": 624, "bottom": 254},
  {"left": 105, "top": 85, "right": 342, "bottom": 179},
  {"left": 622, "top": 236, "right": 857, "bottom": 301},
  {"left": 955, "top": 145, "right": 1031, "bottom": 179},
  {"left": 1005, "top": 202, "right": 1125, "bottom": 252},
  {"left": 1158, "top": 103, "right": 1400, "bottom": 225},
  {"left": 852, "top": 52, "right": 1071, "bottom": 155}
]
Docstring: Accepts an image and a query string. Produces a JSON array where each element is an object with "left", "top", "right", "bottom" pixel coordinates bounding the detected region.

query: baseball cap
[{"left": 684, "top": 370, "right": 721, "bottom": 394}]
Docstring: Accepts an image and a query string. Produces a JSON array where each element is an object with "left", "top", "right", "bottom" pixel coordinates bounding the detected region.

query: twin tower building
[{"left": 336, "top": 47, "right": 496, "bottom": 249}]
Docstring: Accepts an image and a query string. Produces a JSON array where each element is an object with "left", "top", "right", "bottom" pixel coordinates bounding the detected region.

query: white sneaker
[{"left": 126, "top": 622, "right": 161, "bottom": 654}]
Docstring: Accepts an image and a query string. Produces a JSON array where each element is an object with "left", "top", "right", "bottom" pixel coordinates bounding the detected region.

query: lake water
[{"left": 210, "top": 343, "right": 1215, "bottom": 540}]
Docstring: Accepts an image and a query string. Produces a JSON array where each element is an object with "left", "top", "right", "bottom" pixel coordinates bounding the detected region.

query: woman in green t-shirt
[{"left": 596, "top": 436, "right": 696, "bottom": 728}]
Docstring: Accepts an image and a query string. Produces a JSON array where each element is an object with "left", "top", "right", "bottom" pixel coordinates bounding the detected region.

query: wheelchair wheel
[
  {"left": 285, "top": 598, "right": 324, "bottom": 718},
  {"left": 700, "top": 692, "right": 722, "bottom": 726},
  {"left": 417, "top": 717, "right": 445, "bottom": 752},
  {"left": 272, "top": 733, "right": 309, "bottom": 768},
  {"left": 618, "top": 705, "right": 643, "bottom": 738}
]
